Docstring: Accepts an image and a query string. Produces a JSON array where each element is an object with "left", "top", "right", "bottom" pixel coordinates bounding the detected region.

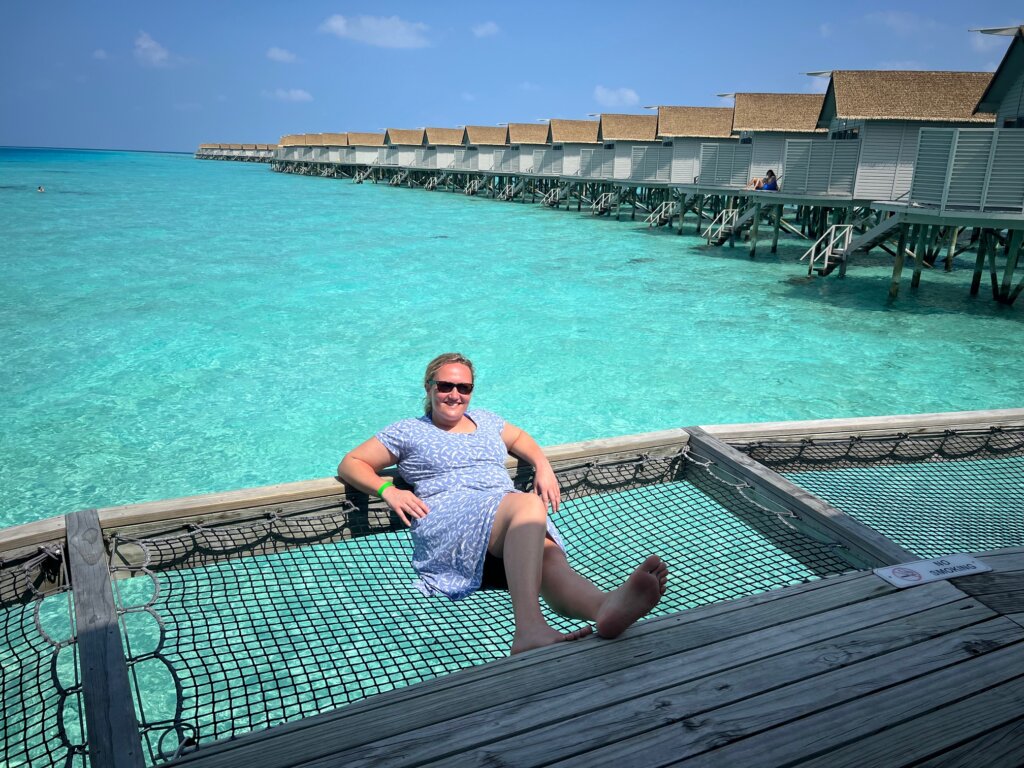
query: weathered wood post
[{"left": 889, "top": 224, "right": 912, "bottom": 299}]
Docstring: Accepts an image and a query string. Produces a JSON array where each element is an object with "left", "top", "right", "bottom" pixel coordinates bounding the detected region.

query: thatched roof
[
  {"left": 507, "top": 123, "right": 549, "bottom": 144},
  {"left": 976, "top": 27, "right": 1024, "bottom": 114},
  {"left": 821, "top": 71, "right": 995, "bottom": 124},
  {"left": 279, "top": 135, "right": 304, "bottom": 146},
  {"left": 548, "top": 119, "right": 599, "bottom": 144},
  {"left": 424, "top": 128, "right": 464, "bottom": 146},
  {"left": 732, "top": 93, "right": 825, "bottom": 133},
  {"left": 347, "top": 132, "right": 386, "bottom": 147},
  {"left": 242, "top": 144, "right": 256, "bottom": 150},
  {"left": 321, "top": 133, "right": 348, "bottom": 146},
  {"left": 463, "top": 126, "right": 508, "bottom": 145},
  {"left": 302, "top": 134, "right": 325, "bottom": 146},
  {"left": 385, "top": 128, "right": 426, "bottom": 146},
  {"left": 657, "top": 106, "right": 735, "bottom": 138},
  {"left": 598, "top": 114, "right": 659, "bottom": 142},
  {"left": 256, "top": 144, "right": 272, "bottom": 150},
  {"left": 229, "top": 143, "right": 243, "bottom": 149}
]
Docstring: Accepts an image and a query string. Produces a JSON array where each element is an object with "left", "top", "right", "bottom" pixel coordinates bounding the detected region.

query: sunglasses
[{"left": 430, "top": 380, "right": 474, "bottom": 395}]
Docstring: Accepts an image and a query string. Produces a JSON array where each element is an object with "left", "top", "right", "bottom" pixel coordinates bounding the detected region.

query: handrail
[
  {"left": 802, "top": 224, "right": 853, "bottom": 276},
  {"left": 701, "top": 208, "right": 737, "bottom": 243}
]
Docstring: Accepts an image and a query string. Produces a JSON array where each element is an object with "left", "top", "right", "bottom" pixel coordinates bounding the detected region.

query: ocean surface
[{"left": 1, "top": 147, "right": 1021, "bottom": 528}]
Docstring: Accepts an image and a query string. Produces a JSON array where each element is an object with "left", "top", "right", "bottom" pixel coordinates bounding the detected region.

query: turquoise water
[{"left": 2, "top": 147, "right": 1022, "bottom": 527}]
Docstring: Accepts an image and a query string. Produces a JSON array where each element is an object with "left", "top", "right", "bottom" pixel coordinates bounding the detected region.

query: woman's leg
[
  {"left": 540, "top": 540, "right": 670, "bottom": 638},
  {"left": 490, "top": 492, "right": 670, "bottom": 652},
  {"left": 489, "top": 493, "right": 592, "bottom": 654}
]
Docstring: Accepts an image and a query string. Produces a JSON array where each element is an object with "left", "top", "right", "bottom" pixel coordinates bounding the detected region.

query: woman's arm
[
  {"left": 338, "top": 437, "right": 430, "bottom": 526},
  {"left": 502, "top": 423, "right": 561, "bottom": 513}
]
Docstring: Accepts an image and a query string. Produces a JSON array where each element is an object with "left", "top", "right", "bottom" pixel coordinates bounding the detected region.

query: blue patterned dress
[{"left": 376, "top": 409, "right": 565, "bottom": 600}]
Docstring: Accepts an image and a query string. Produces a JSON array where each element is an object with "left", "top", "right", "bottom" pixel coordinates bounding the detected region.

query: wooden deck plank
[
  {"left": 968, "top": 589, "right": 1024, "bottom": 615},
  {"left": 685, "top": 427, "right": 917, "bottom": 568},
  {"left": 66, "top": 509, "right": 146, "bottom": 768},
  {"left": 331, "top": 596, "right": 991, "bottom": 768},
  {"left": 663, "top": 634, "right": 1024, "bottom": 768},
  {"left": 542, "top": 618, "right": 1024, "bottom": 768},
  {"left": 794, "top": 674, "right": 1024, "bottom": 767},
  {"left": 170, "top": 573, "right": 895, "bottom": 767},
  {"left": 296, "top": 587, "right": 980, "bottom": 768},
  {"left": 913, "top": 716, "right": 1024, "bottom": 768},
  {"left": 951, "top": 571, "right": 1024, "bottom": 596}
]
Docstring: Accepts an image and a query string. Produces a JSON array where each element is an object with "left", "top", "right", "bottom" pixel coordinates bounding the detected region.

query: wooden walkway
[{"left": 171, "top": 546, "right": 1024, "bottom": 768}]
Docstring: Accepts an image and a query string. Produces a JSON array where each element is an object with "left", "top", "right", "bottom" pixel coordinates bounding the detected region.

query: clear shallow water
[{"left": 1, "top": 147, "right": 1022, "bottom": 527}]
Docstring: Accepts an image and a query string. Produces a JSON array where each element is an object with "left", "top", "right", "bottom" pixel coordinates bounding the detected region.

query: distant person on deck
[
  {"left": 745, "top": 170, "right": 778, "bottom": 191},
  {"left": 37, "top": 186, "right": 45, "bottom": 193},
  {"left": 338, "top": 352, "right": 669, "bottom": 655}
]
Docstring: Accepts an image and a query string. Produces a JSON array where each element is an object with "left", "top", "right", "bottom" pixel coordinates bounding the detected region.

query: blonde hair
[{"left": 423, "top": 352, "right": 475, "bottom": 414}]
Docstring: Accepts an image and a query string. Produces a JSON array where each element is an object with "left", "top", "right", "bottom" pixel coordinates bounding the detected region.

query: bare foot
[
  {"left": 511, "top": 624, "right": 593, "bottom": 655},
  {"left": 595, "top": 555, "right": 668, "bottom": 639}
]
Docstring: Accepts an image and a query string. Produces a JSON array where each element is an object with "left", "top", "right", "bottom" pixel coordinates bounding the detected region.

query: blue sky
[{"left": 1, "top": 1, "right": 1020, "bottom": 152}]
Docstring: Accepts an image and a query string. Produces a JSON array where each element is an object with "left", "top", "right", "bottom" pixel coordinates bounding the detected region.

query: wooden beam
[
  {"left": 684, "top": 427, "right": 917, "bottom": 569},
  {"left": 911, "top": 223, "right": 930, "bottom": 289},
  {"left": 66, "top": 509, "right": 145, "bottom": 768},
  {"left": 771, "top": 204, "right": 782, "bottom": 253},
  {"left": 971, "top": 229, "right": 989, "bottom": 296},
  {"left": 748, "top": 203, "right": 761, "bottom": 258},
  {"left": 889, "top": 224, "right": 910, "bottom": 299},
  {"left": 999, "top": 229, "right": 1022, "bottom": 304}
]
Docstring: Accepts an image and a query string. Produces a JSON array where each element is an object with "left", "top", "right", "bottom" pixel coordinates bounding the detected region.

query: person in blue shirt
[
  {"left": 339, "top": 352, "right": 669, "bottom": 655},
  {"left": 745, "top": 169, "right": 778, "bottom": 191}
]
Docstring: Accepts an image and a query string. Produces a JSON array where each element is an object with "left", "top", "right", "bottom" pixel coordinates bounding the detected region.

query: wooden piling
[
  {"left": 999, "top": 230, "right": 1022, "bottom": 304},
  {"left": 970, "top": 230, "right": 988, "bottom": 296},
  {"left": 749, "top": 203, "right": 762, "bottom": 258},
  {"left": 889, "top": 224, "right": 911, "bottom": 299},
  {"left": 911, "top": 224, "right": 930, "bottom": 289}
]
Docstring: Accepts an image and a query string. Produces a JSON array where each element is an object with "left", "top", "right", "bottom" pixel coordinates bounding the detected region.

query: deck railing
[{"left": 910, "top": 127, "right": 1024, "bottom": 213}]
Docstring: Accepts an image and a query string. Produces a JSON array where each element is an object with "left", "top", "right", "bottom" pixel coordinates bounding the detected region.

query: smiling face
[{"left": 426, "top": 362, "right": 474, "bottom": 429}]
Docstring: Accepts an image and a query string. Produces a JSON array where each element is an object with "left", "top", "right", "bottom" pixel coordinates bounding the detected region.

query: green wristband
[{"left": 376, "top": 480, "right": 394, "bottom": 498}]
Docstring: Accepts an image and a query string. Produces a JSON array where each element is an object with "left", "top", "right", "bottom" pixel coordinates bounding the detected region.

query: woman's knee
[{"left": 508, "top": 493, "right": 548, "bottom": 523}]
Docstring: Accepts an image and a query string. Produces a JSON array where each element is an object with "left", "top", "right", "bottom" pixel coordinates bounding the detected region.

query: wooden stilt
[
  {"left": 748, "top": 203, "right": 761, "bottom": 258},
  {"left": 999, "top": 230, "right": 1022, "bottom": 304},
  {"left": 771, "top": 204, "right": 782, "bottom": 253},
  {"left": 942, "top": 227, "right": 958, "bottom": 271},
  {"left": 970, "top": 230, "right": 988, "bottom": 296},
  {"left": 889, "top": 224, "right": 911, "bottom": 299},
  {"left": 987, "top": 232, "right": 1001, "bottom": 300},
  {"left": 911, "top": 224, "right": 930, "bottom": 289}
]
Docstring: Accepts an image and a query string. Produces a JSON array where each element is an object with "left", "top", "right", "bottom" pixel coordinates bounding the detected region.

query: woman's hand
[
  {"left": 381, "top": 486, "right": 430, "bottom": 527},
  {"left": 532, "top": 464, "right": 562, "bottom": 515}
]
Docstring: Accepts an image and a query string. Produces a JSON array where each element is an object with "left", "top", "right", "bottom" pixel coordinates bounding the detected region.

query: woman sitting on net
[
  {"left": 745, "top": 169, "right": 779, "bottom": 191},
  {"left": 338, "top": 352, "right": 668, "bottom": 655}
]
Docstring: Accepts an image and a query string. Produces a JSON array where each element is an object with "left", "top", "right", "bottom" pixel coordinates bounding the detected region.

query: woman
[
  {"left": 338, "top": 352, "right": 668, "bottom": 655},
  {"left": 745, "top": 169, "right": 778, "bottom": 191}
]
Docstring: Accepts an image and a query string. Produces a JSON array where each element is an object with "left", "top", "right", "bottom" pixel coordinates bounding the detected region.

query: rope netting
[
  {"left": 107, "top": 449, "right": 852, "bottom": 762},
  {"left": 739, "top": 427, "right": 1024, "bottom": 559},
  {"left": 0, "top": 548, "right": 86, "bottom": 768}
]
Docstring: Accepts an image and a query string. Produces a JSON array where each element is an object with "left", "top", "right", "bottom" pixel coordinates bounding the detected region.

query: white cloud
[
  {"left": 804, "top": 77, "right": 829, "bottom": 94},
  {"left": 134, "top": 31, "right": 170, "bottom": 67},
  {"left": 971, "top": 33, "right": 1008, "bottom": 53},
  {"left": 594, "top": 85, "right": 639, "bottom": 108},
  {"left": 865, "top": 11, "right": 939, "bottom": 36},
  {"left": 473, "top": 21, "right": 499, "bottom": 38},
  {"left": 819, "top": 23, "right": 832, "bottom": 38},
  {"left": 319, "top": 15, "right": 429, "bottom": 49},
  {"left": 877, "top": 59, "right": 927, "bottom": 71},
  {"left": 264, "top": 88, "right": 313, "bottom": 103},
  {"left": 267, "top": 46, "right": 297, "bottom": 63},
  {"left": 92, "top": 49, "right": 108, "bottom": 60}
]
